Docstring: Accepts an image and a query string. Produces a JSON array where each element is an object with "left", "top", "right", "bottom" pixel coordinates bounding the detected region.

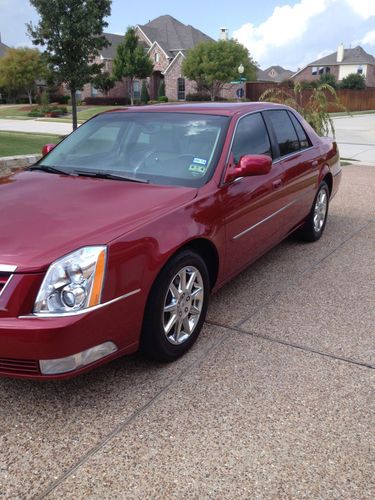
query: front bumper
[{"left": 0, "top": 289, "right": 143, "bottom": 380}]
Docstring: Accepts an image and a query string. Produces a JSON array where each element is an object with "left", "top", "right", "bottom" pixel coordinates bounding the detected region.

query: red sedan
[{"left": 0, "top": 103, "right": 341, "bottom": 379}]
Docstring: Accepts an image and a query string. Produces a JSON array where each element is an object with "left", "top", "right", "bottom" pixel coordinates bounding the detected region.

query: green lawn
[
  {"left": 0, "top": 105, "right": 124, "bottom": 123},
  {"left": 0, "top": 132, "right": 61, "bottom": 157}
]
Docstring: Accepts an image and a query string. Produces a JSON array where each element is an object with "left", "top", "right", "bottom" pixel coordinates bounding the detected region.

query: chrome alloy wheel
[
  {"left": 163, "top": 266, "right": 204, "bottom": 345},
  {"left": 313, "top": 189, "right": 328, "bottom": 233}
]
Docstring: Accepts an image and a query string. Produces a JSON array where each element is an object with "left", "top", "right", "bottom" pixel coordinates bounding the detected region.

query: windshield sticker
[
  {"left": 192, "top": 157, "right": 207, "bottom": 166},
  {"left": 189, "top": 164, "right": 207, "bottom": 175}
]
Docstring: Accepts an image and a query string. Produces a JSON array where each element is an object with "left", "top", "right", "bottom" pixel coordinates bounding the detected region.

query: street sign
[
  {"left": 230, "top": 80, "right": 241, "bottom": 84},
  {"left": 236, "top": 88, "right": 244, "bottom": 98},
  {"left": 240, "top": 76, "right": 247, "bottom": 82}
]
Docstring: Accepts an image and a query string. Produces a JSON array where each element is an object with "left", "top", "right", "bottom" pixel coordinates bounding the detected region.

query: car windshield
[{"left": 40, "top": 112, "right": 229, "bottom": 187}]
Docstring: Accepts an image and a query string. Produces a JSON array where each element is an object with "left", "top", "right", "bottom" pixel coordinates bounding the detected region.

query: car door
[
  {"left": 220, "top": 112, "right": 291, "bottom": 278},
  {"left": 262, "top": 110, "right": 321, "bottom": 235}
]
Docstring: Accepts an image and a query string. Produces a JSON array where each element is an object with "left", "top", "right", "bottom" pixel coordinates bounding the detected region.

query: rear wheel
[
  {"left": 298, "top": 181, "right": 329, "bottom": 242},
  {"left": 141, "top": 250, "right": 210, "bottom": 362}
]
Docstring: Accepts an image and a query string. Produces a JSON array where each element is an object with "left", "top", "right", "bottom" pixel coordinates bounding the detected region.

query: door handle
[{"left": 272, "top": 179, "right": 283, "bottom": 190}]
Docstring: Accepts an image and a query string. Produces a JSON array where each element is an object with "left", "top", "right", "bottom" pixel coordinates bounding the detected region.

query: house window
[
  {"left": 357, "top": 65, "right": 363, "bottom": 74},
  {"left": 325, "top": 66, "right": 330, "bottom": 74},
  {"left": 312, "top": 66, "right": 318, "bottom": 75},
  {"left": 91, "top": 86, "right": 99, "bottom": 97},
  {"left": 177, "top": 78, "right": 185, "bottom": 100},
  {"left": 155, "top": 53, "right": 160, "bottom": 63},
  {"left": 318, "top": 66, "right": 324, "bottom": 75},
  {"left": 134, "top": 81, "right": 140, "bottom": 99}
]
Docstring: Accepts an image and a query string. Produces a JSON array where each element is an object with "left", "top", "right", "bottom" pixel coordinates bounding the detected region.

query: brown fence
[{"left": 246, "top": 82, "right": 375, "bottom": 112}]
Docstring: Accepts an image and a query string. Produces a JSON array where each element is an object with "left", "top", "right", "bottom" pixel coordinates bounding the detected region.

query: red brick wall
[
  {"left": 291, "top": 65, "right": 339, "bottom": 84},
  {"left": 164, "top": 54, "right": 196, "bottom": 100}
]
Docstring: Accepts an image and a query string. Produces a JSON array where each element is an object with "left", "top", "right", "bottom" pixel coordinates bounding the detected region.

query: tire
[
  {"left": 298, "top": 181, "right": 330, "bottom": 242},
  {"left": 140, "top": 250, "right": 210, "bottom": 362}
]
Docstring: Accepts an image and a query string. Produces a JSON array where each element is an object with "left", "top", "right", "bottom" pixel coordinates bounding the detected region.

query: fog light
[{"left": 39, "top": 341, "right": 118, "bottom": 375}]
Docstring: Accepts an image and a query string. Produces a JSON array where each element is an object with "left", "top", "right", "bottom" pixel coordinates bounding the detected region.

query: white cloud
[
  {"left": 361, "top": 30, "right": 375, "bottom": 45},
  {"left": 233, "top": 0, "right": 330, "bottom": 63},
  {"left": 344, "top": 0, "right": 375, "bottom": 19}
]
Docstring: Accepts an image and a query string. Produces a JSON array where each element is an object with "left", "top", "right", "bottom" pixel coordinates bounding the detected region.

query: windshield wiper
[
  {"left": 28, "top": 164, "right": 72, "bottom": 176},
  {"left": 73, "top": 170, "right": 149, "bottom": 183}
]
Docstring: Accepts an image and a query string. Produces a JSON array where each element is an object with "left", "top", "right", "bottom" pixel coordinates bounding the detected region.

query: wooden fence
[{"left": 246, "top": 82, "right": 375, "bottom": 112}]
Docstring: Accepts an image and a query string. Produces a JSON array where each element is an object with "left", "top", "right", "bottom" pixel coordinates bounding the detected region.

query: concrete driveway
[{"left": 0, "top": 165, "right": 374, "bottom": 499}]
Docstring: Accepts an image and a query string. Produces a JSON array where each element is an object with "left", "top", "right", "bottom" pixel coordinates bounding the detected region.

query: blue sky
[{"left": 0, "top": 0, "right": 374, "bottom": 70}]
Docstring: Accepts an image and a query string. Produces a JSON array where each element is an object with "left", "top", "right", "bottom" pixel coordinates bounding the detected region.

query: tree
[
  {"left": 141, "top": 80, "right": 149, "bottom": 104},
  {"left": 0, "top": 47, "right": 47, "bottom": 104},
  {"left": 340, "top": 73, "right": 366, "bottom": 89},
  {"left": 319, "top": 73, "right": 337, "bottom": 88},
  {"left": 113, "top": 27, "right": 153, "bottom": 106},
  {"left": 260, "top": 81, "right": 346, "bottom": 137},
  {"left": 182, "top": 39, "right": 257, "bottom": 101},
  {"left": 28, "top": 0, "right": 111, "bottom": 130},
  {"left": 158, "top": 79, "right": 166, "bottom": 98},
  {"left": 92, "top": 71, "right": 115, "bottom": 96}
]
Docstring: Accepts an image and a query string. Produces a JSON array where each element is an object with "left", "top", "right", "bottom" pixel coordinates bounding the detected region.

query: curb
[{"left": 0, "top": 154, "right": 41, "bottom": 177}]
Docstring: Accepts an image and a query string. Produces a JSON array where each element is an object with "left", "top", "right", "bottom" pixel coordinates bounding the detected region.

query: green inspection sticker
[{"left": 189, "top": 164, "right": 207, "bottom": 175}]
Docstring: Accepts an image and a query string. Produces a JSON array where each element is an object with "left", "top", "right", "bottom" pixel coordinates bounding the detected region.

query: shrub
[
  {"left": 158, "top": 95, "right": 168, "bottom": 103},
  {"left": 141, "top": 80, "right": 150, "bottom": 104},
  {"left": 340, "top": 73, "right": 366, "bottom": 89},
  {"left": 40, "top": 90, "right": 50, "bottom": 112},
  {"left": 28, "top": 110, "right": 44, "bottom": 117},
  {"left": 83, "top": 96, "right": 130, "bottom": 105},
  {"left": 319, "top": 73, "right": 337, "bottom": 88},
  {"left": 158, "top": 80, "right": 166, "bottom": 98},
  {"left": 50, "top": 94, "right": 70, "bottom": 104},
  {"left": 186, "top": 92, "right": 211, "bottom": 101}
]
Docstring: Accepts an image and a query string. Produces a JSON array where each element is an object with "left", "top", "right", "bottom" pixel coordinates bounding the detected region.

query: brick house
[
  {"left": 291, "top": 44, "right": 375, "bottom": 87},
  {"left": 82, "top": 15, "right": 214, "bottom": 102},
  {"left": 263, "top": 66, "right": 294, "bottom": 83}
]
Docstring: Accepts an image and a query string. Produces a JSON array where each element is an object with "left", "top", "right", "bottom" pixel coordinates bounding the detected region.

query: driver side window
[{"left": 231, "top": 113, "right": 272, "bottom": 164}]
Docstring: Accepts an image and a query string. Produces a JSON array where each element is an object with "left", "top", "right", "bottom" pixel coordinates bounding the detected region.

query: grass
[
  {"left": 0, "top": 104, "right": 124, "bottom": 123},
  {"left": 0, "top": 131, "right": 61, "bottom": 157}
]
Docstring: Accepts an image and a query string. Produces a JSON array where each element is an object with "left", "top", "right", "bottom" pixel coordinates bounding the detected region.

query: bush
[
  {"left": 186, "top": 92, "right": 211, "bottom": 101},
  {"left": 319, "top": 73, "right": 337, "bottom": 88},
  {"left": 158, "top": 80, "right": 166, "bottom": 98},
  {"left": 158, "top": 96, "right": 168, "bottom": 103},
  {"left": 340, "top": 73, "right": 366, "bottom": 89},
  {"left": 50, "top": 94, "right": 70, "bottom": 104},
  {"left": 83, "top": 96, "right": 130, "bottom": 105},
  {"left": 141, "top": 80, "right": 150, "bottom": 104},
  {"left": 28, "top": 110, "right": 44, "bottom": 117}
]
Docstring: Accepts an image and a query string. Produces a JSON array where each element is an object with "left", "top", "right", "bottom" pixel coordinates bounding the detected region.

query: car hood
[{"left": 0, "top": 171, "right": 198, "bottom": 273}]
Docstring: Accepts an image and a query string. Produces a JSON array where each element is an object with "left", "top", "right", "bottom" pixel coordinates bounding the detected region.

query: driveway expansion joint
[
  {"left": 206, "top": 320, "right": 375, "bottom": 371},
  {"left": 37, "top": 333, "right": 228, "bottom": 499},
  {"left": 235, "top": 218, "right": 374, "bottom": 329}
]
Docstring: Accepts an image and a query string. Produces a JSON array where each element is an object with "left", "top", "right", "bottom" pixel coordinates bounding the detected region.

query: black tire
[
  {"left": 298, "top": 181, "right": 330, "bottom": 242},
  {"left": 140, "top": 250, "right": 210, "bottom": 362}
]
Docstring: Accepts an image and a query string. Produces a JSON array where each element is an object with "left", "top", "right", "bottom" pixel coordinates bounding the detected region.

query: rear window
[
  {"left": 288, "top": 112, "right": 310, "bottom": 149},
  {"left": 264, "top": 110, "right": 300, "bottom": 157}
]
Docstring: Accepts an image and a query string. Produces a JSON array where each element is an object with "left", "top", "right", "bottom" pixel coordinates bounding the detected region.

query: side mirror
[
  {"left": 42, "top": 143, "right": 56, "bottom": 156},
  {"left": 225, "top": 154, "right": 272, "bottom": 183}
]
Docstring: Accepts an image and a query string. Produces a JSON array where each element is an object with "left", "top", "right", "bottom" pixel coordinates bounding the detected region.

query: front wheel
[
  {"left": 298, "top": 181, "right": 329, "bottom": 242},
  {"left": 140, "top": 250, "right": 210, "bottom": 362}
]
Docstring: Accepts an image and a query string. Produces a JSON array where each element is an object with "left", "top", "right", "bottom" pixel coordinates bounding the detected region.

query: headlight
[{"left": 34, "top": 246, "right": 107, "bottom": 315}]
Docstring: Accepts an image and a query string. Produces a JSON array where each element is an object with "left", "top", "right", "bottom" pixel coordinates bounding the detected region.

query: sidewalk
[
  {"left": 0, "top": 118, "right": 73, "bottom": 135},
  {"left": 332, "top": 113, "right": 375, "bottom": 164}
]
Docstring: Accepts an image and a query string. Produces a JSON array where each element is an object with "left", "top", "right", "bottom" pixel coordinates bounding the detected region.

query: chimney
[
  {"left": 337, "top": 43, "right": 344, "bottom": 63},
  {"left": 219, "top": 27, "right": 229, "bottom": 41}
]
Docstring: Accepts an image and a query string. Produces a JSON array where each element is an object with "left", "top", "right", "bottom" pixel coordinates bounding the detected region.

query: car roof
[{"left": 106, "top": 102, "right": 289, "bottom": 117}]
